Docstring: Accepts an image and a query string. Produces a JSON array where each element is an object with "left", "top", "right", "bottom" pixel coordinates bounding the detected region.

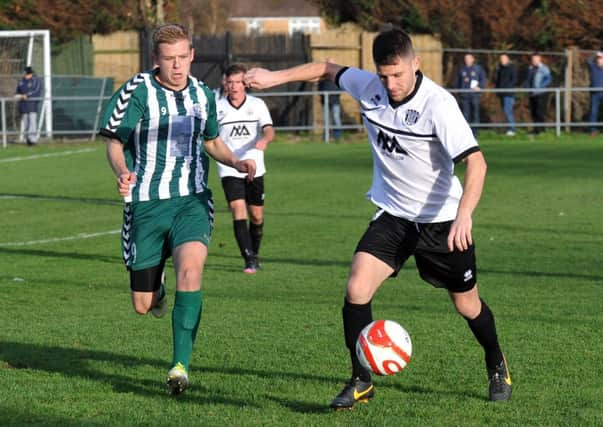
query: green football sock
[{"left": 171, "top": 290, "right": 202, "bottom": 371}]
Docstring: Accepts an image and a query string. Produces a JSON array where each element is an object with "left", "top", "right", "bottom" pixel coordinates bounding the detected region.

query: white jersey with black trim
[
  {"left": 337, "top": 67, "right": 479, "bottom": 223},
  {"left": 216, "top": 95, "right": 273, "bottom": 178}
]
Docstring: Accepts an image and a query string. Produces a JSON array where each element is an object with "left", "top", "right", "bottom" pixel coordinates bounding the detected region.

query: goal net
[{"left": 0, "top": 30, "right": 52, "bottom": 145}]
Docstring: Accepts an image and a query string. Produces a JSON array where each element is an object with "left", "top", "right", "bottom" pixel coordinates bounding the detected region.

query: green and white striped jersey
[{"left": 99, "top": 70, "right": 219, "bottom": 203}]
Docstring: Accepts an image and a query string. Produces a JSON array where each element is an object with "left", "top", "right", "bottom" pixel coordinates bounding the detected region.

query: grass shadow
[
  {"left": 208, "top": 252, "right": 350, "bottom": 269},
  {"left": 0, "top": 192, "right": 121, "bottom": 206},
  {"left": 0, "top": 247, "right": 120, "bottom": 264},
  {"left": 0, "top": 341, "right": 252, "bottom": 408}
]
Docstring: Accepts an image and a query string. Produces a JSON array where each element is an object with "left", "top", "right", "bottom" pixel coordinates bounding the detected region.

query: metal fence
[{"left": 2, "top": 86, "right": 603, "bottom": 148}]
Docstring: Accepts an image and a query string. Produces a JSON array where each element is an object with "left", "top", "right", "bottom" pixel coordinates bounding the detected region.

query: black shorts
[
  {"left": 355, "top": 210, "right": 477, "bottom": 292},
  {"left": 221, "top": 176, "right": 265, "bottom": 206}
]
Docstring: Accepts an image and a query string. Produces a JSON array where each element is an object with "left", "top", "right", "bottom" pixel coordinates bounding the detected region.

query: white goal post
[{"left": 0, "top": 29, "right": 53, "bottom": 140}]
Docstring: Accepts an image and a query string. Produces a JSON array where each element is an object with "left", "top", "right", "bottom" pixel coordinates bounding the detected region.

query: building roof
[{"left": 229, "top": 0, "right": 321, "bottom": 18}]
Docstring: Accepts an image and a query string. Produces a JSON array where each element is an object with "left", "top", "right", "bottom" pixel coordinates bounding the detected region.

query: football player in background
[{"left": 216, "top": 63, "right": 274, "bottom": 274}]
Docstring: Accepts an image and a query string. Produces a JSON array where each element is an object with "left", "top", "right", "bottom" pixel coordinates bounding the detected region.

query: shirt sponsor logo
[
  {"left": 376, "top": 130, "right": 408, "bottom": 156},
  {"left": 230, "top": 124, "right": 250, "bottom": 137},
  {"left": 404, "top": 109, "right": 420, "bottom": 126}
]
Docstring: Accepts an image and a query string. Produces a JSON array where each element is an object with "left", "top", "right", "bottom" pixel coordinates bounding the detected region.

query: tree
[
  {"left": 312, "top": 0, "right": 603, "bottom": 50},
  {"left": 0, "top": 0, "right": 143, "bottom": 43},
  {"left": 174, "top": 0, "right": 231, "bottom": 35}
]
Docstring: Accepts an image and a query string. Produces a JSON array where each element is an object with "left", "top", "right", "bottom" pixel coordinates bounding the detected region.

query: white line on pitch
[
  {"left": 0, "top": 147, "right": 97, "bottom": 163},
  {"left": 0, "top": 230, "right": 120, "bottom": 247}
]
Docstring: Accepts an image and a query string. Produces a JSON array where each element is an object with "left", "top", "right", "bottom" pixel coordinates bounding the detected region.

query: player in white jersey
[
  {"left": 100, "top": 24, "right": 255, "bottom": 396},
  {"left": 245, "top": 28, "right": 511, "bottom": 407},
  {"left": 216, "top": 64, "right": 274, "bottom": 273}
]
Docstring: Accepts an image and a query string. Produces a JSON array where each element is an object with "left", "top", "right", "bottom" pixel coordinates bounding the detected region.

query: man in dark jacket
[
  {"left": 457, "top": 54, "right": 487, "bottom": 137},
  {"left": 15, "top": 66, "right": 42, "bottom": 145},
  {"left": 587, "top": 51, "right": 603, "bottom": 135},
  {"left": 494, "top": 54, "right": 518, "bottom": 136}
]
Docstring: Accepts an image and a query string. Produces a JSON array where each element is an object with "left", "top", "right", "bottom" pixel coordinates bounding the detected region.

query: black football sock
[
  {"left": 233, "top": 219, "right": 254, "bottom": 260},
  {"left": 465, "top": 299, "right": 503, "bottom": 370},
  {"left": 249, "top": 221, "right": 264, "bottom": 256},
  {"left": 342, "top": 298, "right": 373, "bottom": 381}
]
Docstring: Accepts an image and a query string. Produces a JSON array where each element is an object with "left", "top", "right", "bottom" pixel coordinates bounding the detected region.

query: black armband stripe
[
  {"left": 334, "top": 67, "right": 349, "bottom": 88},
  {"left": 99, "top": 128, "right": 119, "bottom": 141},
  {"left": 453, "top": 146, "right": 481, "bottom": 163}
]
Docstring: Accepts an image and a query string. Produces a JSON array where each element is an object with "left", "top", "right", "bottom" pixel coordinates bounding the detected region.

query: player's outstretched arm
[
  {"left": 245, "top": 61, "right": 343, "bottom": 90},
  {"left": 204, "top": 136, "right": 256, "bottom": 180},
  {"left": 447, "top": 150, "right": 487, "bottom": 252},
  {"left": 106, "top": 138, "right": 136, "bottom": 197}
]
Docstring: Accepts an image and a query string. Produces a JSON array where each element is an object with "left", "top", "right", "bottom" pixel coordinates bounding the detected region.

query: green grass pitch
[{"left": 0, "top": 132, "right": 601, "bottom": 426}]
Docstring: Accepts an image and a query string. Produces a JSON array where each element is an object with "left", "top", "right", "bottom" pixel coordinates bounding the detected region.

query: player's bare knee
[
  {"left": 132, "top": 298, "right": 152, "bottom": 315},
  {"left": 249, "top": 207, "right": 263, "bottom": 224},
  {"left": 250, "top": 213, "right": 263, "bottom": 224},
  {"left": 346, "top": 282, "right": 373, "bottom": 305},
  {"left": 176, "top": 266, "right": 202, "bottom": 290},
  {"left": 133, "top": 305, "right": 150, "bottom": 315},
  {"left": 452, "top": 296, "right": 481, "bottom": 319}
]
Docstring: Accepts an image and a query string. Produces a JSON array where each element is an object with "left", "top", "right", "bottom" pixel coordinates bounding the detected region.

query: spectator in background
[
  {"left": 526, "top": 52, "right": 552, "bottom": 135},
  {"left": 318, "top": 78, "right": 342, "bottom": 140},
  {"left": 494, "top": 54, "right": 518, "bottom": 136},
  {"left": 587, "top": 51, "right": 603, "bottom": 136},
  {"left": 457, "top": 54, "right": 487, "bottom": 137},
  {"left": 15, "top": 66, "right": 42, "bottom": 146}
]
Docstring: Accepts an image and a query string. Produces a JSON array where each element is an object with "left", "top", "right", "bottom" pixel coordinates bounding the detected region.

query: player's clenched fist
[
  {"left": 234, "top": 159, "right": 256, "bottom": 182},
  {"left": 117, "top": 172, "right": 136, "bottom": 197},
  {"left": 244, "top": 68, "right": 276, "bottom": 90}
]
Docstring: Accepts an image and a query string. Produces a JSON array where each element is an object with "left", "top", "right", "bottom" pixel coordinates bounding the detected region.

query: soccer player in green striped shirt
[{"left": 99, "top": 24, "right": 255, "bottom": 395}]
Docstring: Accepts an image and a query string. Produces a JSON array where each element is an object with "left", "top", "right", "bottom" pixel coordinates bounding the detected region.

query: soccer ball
[{"left": 355, "top": 319, "right": 412, "bottom": 376}]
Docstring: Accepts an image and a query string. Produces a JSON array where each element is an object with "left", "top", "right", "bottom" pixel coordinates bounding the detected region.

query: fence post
[
  {"left": 91, "top": 77, "right": 108, "bottom": 140},
  {"left": 555, "top": 88, "right": 561, "bottom": 137},
  {"left": 323, "top": 92, "right": 330, "bottom": 143},
  {"left": 225, "top": 32, "right": 233, "bottom": 66},
  {"left": 564, "top": 48, "right": 574, "bottom": 132},
  {"left": 1, "top": 98, "right": 6, "bottom": 148}
]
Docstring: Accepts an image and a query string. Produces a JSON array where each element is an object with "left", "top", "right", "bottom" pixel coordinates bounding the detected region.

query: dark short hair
[
  {"left": 24, "top": 66, "right": 34, "bottom": 74},
  {"left": 372, "top": 28, "right": 415, "bottom": 65},
  {"left": 224, "top": 63, "right": 247, "bottom": 77}
]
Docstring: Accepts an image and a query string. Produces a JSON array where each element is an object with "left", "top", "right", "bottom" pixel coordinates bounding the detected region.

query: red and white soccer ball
[{"left": 355, "top": 319, "right": 412, "bottom": 376}]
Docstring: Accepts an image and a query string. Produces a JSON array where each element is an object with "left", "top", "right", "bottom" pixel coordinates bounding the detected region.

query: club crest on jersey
[
  {"left": 193, "top": 103, "right": 205, "bottom": 118},
  {"left": 404, "top": 109, "right": 420, "bottom": 126}
]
